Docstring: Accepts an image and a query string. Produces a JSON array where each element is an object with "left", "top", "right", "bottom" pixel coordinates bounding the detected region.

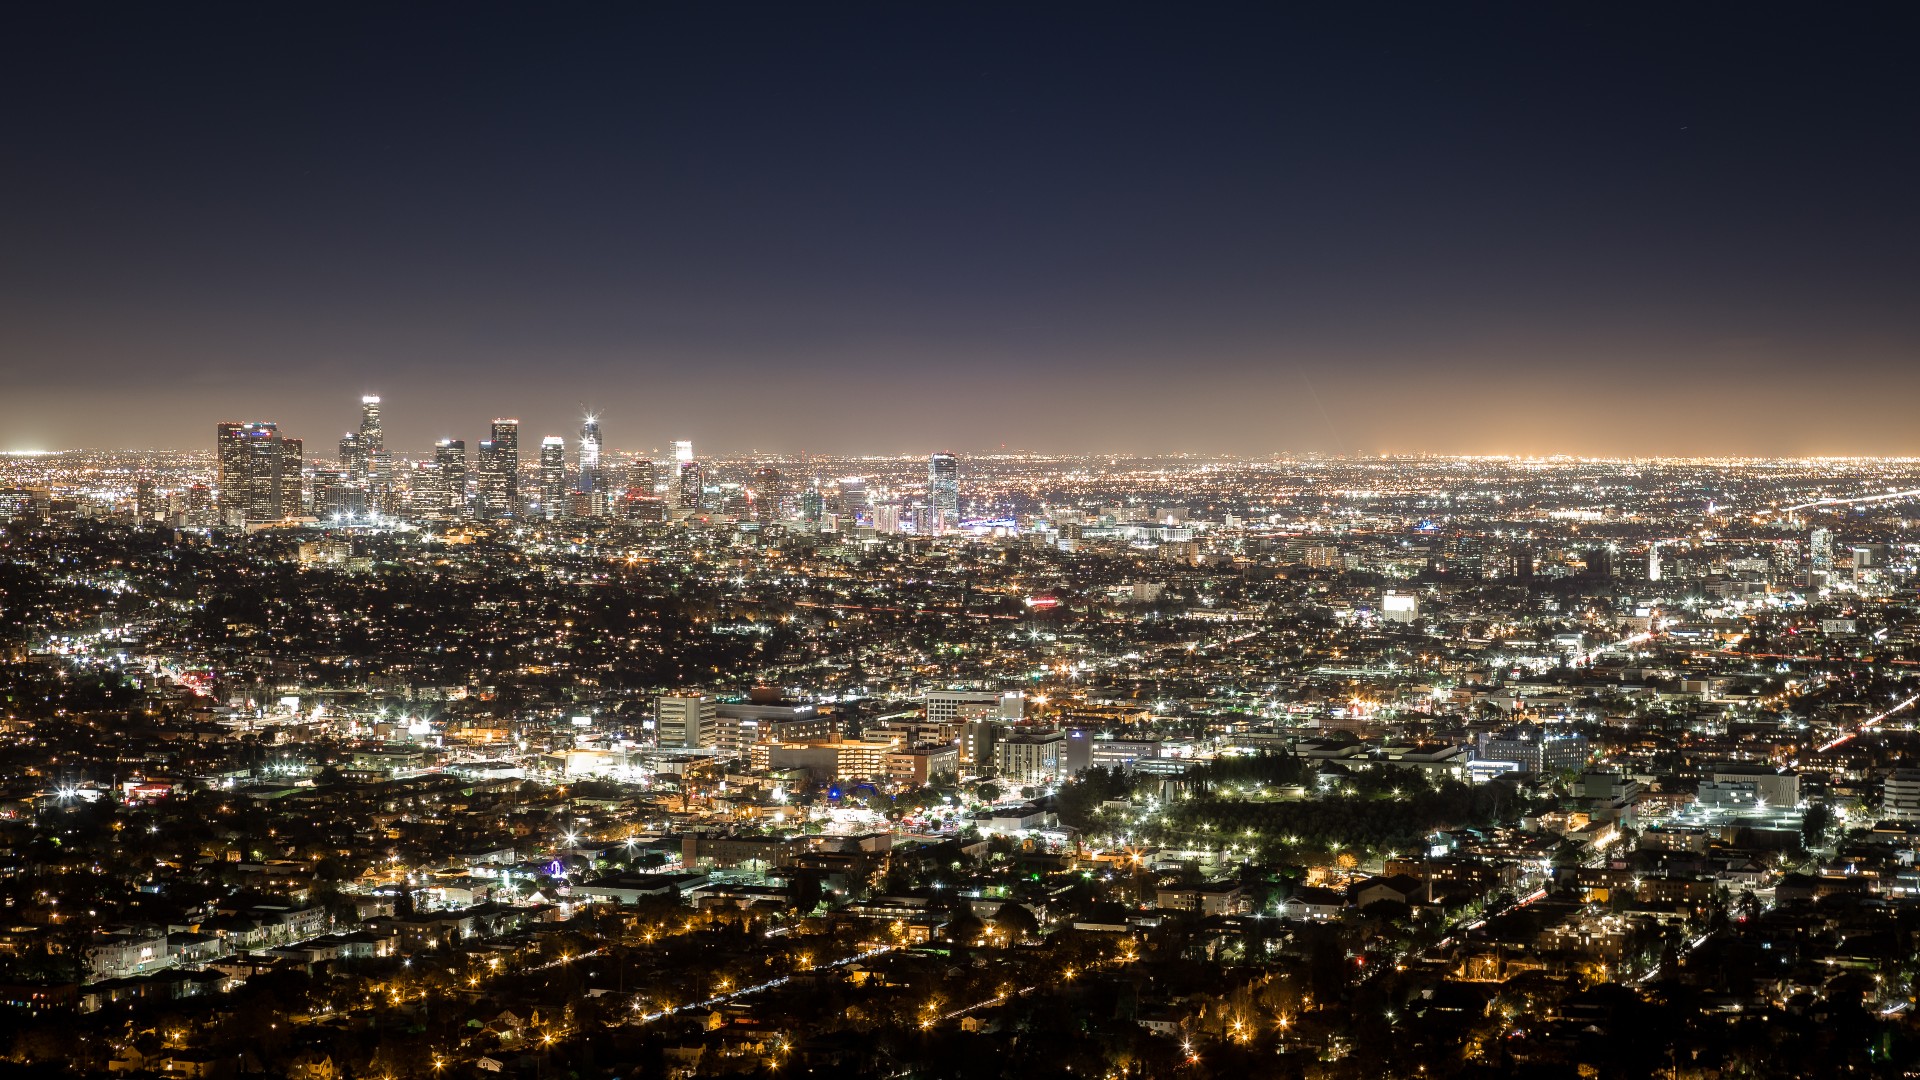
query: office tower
[
  {"left": 577, "top": 415, "right": 602, "bottom": 495},
  {"left": 1647, "top": 543, "right": 1662, "bottom": 582},
  {"left": 134, "top": 478, "right": 157, "bottom": 521},
  {"left": 476, "top": 422, "right": 518, "bottom": 519},
  {"left": 185, "top": 484, "right": 212, "bottom": 526},
  {"left": 311, "top": 468, "right": 358, "bottom": 519},
  {"left": 279, "top": 437, "right": 303, "bottom": 515},
  {"left": 337, "top": 431, "right": 365, "bottom": 477},
  {"left": 1585, "top": 546, "right": 1614, "bottom": 579},
  {"left": 835, "top": 476, "right": 867, "bottom": 525},
  {"left": 751, "top": 464, "right": 785, "bottom": 524},
  {"left": 434, "top": 439, "right": 467, "bottom": 516},
  {"left": 673, "top": 441, "right": 701, "bottom": 514},
  {"left": 538, "top": 436, "right": 567, "bottom": 516},
  {"left": 216, "top": 421, "right": 294, "bottom": 523},
  {"left": 929, "top": 451, "right": 959, "bottom": 534},
  {"left": 800, "top": 483, "right": 823, "bottom": 525},
  {"left": 358, "top": 396, "right": 386, "bottom": 495},
  {"left": 626, "top": 456, "right": 655, "bottom": 497},
  {"left": 1810, "top": 528, "right": 1834, "bottom": 572},
  {"left": 476, "top": 419, "right": 520, "bottom": 518},
  {"left": 656, "top": 693, "right": 718, "bottom": 749}
]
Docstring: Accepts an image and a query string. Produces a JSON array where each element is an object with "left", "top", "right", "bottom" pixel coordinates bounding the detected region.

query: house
[
  {"left": 1351, "top": 874, "right": 1428, "bottom": 909},
  {"left": 1277, "top": 887, "right": 1346, "bottom": 921}
]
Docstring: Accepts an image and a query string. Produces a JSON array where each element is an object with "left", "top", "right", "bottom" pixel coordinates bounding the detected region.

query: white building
[{"left": 656, "top": 693, "right": 718, "bottom": 749}]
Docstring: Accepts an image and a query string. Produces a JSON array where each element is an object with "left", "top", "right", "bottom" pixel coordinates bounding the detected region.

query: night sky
[{"left": 3, "top": 5, "right": 1917, "bottom": 457}]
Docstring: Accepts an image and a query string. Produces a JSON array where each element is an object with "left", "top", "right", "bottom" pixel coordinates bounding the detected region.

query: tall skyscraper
[
  {"left": 751, "top": 465, "right": 785, "bottom": 524},
  {"left": 835, "top": 476, "right": 867, "bottom": 526},
  {"left": 358, "top": 395, "right": 386, "bottom": 496},
  {"left": 674, "top": 440, "right": 701, "bottom": 514},
  {"left": 337, "top": 432, "right": 365, "bottom": 478},
  {"left": 538, "top": 436, "right": 567, "bottom": 516},
  {"left": 577, "top": 415, "right": 603, "bottom": 495},
  {"left": 279, "top": 437, "right": 303, "bottom": 516},
  {"left": 477, "top": 418, "right": 520, "bottom": 518},
  {"left": 434, "top": 439, "right": 467, "bottom": 517},
  {"left": 626, "top": 456, "right": 655, "bottom": 497},
  {"left": 929, "top": 451, "right": 959, "bottom": 534},
  {"left": 1811, "top": 528, "right": 1834, "bottom": 572},
  {"left": 216, "top": 421, "right": 295, "bottom": 523}
]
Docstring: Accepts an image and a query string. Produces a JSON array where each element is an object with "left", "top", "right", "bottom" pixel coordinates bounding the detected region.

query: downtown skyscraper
[
  {"left": 477, "top": 418, "right": 519, "bottom": 519},
  {"left": 433, "top": 439, "right": 467, "bottom": 517},
  {"left": 577, "top": 415, "right": 603, "bottom": 495},
  {"left": 358, "top": 395, "right": 387, "bottom": 498},
  {"left": 929, "top": 451, "right": 959, "bottom": 534},
  {"left": 538, "top": 436, "right": 567, "bottom": 518},
  {"left": 216, "top": 421, "right": 301, "bottom": 524}
]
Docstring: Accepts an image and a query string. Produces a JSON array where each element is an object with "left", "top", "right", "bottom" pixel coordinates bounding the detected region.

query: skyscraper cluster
[{"left": 212, "top": 395, "right": 965, "bottom": 531}]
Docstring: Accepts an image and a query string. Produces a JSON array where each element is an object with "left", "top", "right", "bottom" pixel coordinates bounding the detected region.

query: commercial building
[
  {"left": 928, "top": 451, "right": 959, "bottom": 534},
  {"left": 538, "top": 436, "right": 567, "bottom": 517},
  {"left": 477, "top": 419, "right": 519, "bottom": 518},
  {"left": 656, "top": 693, "right": 718, "bottom": 750},
  {"left": 995, "top": 731, "right": 1064, "bottom": 782},
  {"left": 433, "top": 439, "right": 467, "bottom": 516}
]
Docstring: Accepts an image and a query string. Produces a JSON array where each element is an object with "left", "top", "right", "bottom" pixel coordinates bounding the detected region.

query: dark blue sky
[{"left": 3, "top": 4, "right": 1916, "bottom": 455}]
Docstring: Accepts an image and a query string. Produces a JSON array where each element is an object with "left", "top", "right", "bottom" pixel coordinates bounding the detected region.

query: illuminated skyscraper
[
  {"left": 577, "top": 415, "right": 603, "bottom": 495},
  {"left": 477, "top": 418, "right": 520, "bottom": 518},
  {"left": 626, "top": 456, "right": 655, "bottom": 497},
  {"left": 215, "top": 421, "right": 295, "bottom": 523},
  {"left": 929, "top": 452, "right": 959, "bottom": 533},
  {"left": 674, "top": 440, "right": 701, "bottom": 514},
  {"left": 835, "top": 476, "right": 867, "bottom": 526},
  {"left": 751, "top": 465, "right": 785, "bottom": 524},
  {"left": 538, "top": 436, "right": 567, "bottom": 516},
  {"left": 337, "top": 431, "right": 365, "bottom": 478},
  {"left": 434, "top": 439, "right": 467, "bottom": 517},
  {"left": 1811, "top": 528, "right": 1834, "bottom": 572},
  {"left": 279, "top": 437, "right": 303, "bottom": 515},
  {"left": 358, "top": 396, "right": 386, "bottom": 495}
]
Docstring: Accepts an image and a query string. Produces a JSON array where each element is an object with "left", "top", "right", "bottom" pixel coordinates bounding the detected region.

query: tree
[
  {"left": 1801, "top": 803, "right": 1833, "bottom": 850},
  {"left": 991, "top": 903, "right": 1039, "bottom": 942}
]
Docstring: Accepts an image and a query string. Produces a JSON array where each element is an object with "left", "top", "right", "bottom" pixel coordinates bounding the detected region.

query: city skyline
[{"left": 5, "top": 6, "right": 1919, "bottom": 456}]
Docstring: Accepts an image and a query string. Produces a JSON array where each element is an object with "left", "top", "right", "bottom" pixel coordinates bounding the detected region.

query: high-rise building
[
  {"left": 433, "top": 439, "right": 467, "bottom": 517},
  {"left": 538, "top": 436, "right": 567, "bottom": 517},
  {"left": 279, "top": 437, "right": 303, "bottom": 515},
  {"left": 358, "top": 396, "right": 386, "bottom": 496},
  {"left": 477, "top": 419, "right": 520, "bottom": 518},
  {"left": 929, "top": 452, "right": 959, "bottom": 534},
  {"left": 184, "top": 484, "right": 213, "bottom": 527},
  {"left": 577, "top": 416, "right": 603, "bottom": 495},
  {"left": 673, "top": 441, "right": 702, "bottom": 514},
  {"left": 1647, "top": 543, "right": 1662, "bottom": 582},
  {"left": 656, "top": 693, "right": 718, "bottom": 749},
  {"left": 1810, "top": 528, "right": 1834, "bottom": 572},
  {"left": 835, "top": 476, "right": 867, "bottom": 526},
  {"left": 134, "top": 478, "right": 157, "bottom": 521},
  {"left": 751, "top": 465, "right": 785, "bottom": 524},
  {"left": 337, "top": 432, "right": 365, "bottom": 477},
  {"left": 216, "top": 421, "right": 296, "bottom": 524},
  {"left": 626, "top": 456, "right": 655, "bottom": 497}
]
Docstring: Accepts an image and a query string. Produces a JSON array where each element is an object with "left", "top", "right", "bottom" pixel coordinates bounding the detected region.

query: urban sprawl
[{"left": 5, "top": 397, "right": 1920, "bottom": 1078}]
